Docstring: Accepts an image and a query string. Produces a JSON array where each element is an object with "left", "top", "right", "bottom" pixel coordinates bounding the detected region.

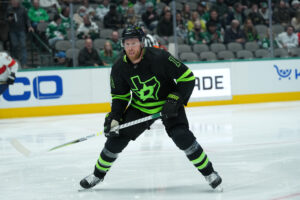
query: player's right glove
[
  {"left": 162, "top": 92, "right": 182, "bottom": 120},
  {"left": 104, "top": 112, "right": 120, "bottom": 138},
  {"left": 7, "top": 72, "right": 16, "bottom": 85}
]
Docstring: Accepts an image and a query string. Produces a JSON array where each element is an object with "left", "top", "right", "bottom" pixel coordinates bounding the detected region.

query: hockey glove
[
  {"left": 7, "top": 72, "right": 16, "bottom": 85},
  {"left": 162, "top": 92, "right": 182, "bottom": 119},
  {"left": 104, "top": 113, "right": 120, "bottom": 138}
]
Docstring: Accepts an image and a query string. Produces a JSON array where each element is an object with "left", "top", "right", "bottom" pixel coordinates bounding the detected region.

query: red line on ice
[{"left": 270, "top": 192, "right": 300, "bottom": 200}]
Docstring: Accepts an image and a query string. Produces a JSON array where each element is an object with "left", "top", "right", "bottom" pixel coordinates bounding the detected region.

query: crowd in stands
[{"left": 1, "top": 0, "right": 300, "bottom": 68}]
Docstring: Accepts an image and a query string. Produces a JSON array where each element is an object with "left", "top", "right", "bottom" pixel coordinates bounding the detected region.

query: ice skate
[
  {"left": 205, "top": 171, "right": 223, "bottom": 191},
  {"left": 80, "top": 174, "right": 103, "bottom": 189}
]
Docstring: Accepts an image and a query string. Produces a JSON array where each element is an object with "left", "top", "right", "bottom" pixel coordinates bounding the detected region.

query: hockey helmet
[{"left": 121, "top": 25, "right": 145, "bottom": 45}]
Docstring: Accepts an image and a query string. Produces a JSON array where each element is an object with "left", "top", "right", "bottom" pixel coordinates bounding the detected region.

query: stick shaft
[{"left": 48, "top": 112, "right": 162, "bottom": 151}]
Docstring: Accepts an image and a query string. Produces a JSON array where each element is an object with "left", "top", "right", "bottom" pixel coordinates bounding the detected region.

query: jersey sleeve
[
  {"left": 162, "top": 51, "right": 195, "bottom": 105},
  {"left": 110, "top": 65, "right": 131, "bottom": 120}
]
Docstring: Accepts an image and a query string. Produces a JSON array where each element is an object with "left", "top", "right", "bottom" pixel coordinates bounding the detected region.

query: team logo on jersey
[{"left": 130, "top": 75, "right": 160, "bottom": 101}]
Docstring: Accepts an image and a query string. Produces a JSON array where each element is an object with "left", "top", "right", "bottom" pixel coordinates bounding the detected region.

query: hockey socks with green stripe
[
  {"left": 93, "top": 148, "right": 118, "bottom": 179},
  {"left": 184, "top": 141, "right": 214, "bottom": 176}
]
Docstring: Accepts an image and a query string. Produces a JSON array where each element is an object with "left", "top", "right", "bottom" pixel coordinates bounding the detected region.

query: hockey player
[
  {"left": 0, "top": 52, "right": 18, "bottom": 95},
  {"left": 80, "top": 25, "right": 222, "bottom": 190}
]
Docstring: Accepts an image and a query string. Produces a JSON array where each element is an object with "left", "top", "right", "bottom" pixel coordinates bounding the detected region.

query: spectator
[
  {"left": 134, "top": 0, "right": 147, "bottom": 15},
  {"left": 206, "top": 10, "right": 224, "bottom": 32},
  {"left": 96, "top": 0, "right": 110, "bottom": 21},
  {"left": 156, "top": 11, "right": 173, "bottom": 39},
  {"left": 28, "top": 0, "right": 49, "bottom": 29},
  {"left": 117, "top": 0, "right": 129, "bottom": 16},
  {"left": 99, "top": 41, "right": 119, "bottom": 65},
  {"left": 196, "top": 2, "right": 209, "bottom": 21},
  {"left": 259, "top": 2, "right": 270, "bottom": 25},
  {"left": 176, "top": 12, "right": 188, "bottom": 41},
  {"left": 226, "top": 2, "right": 246, "bottom": 25},
  {"left": 109, "top": 31, "right": 122, "bottom": 51},
  {"left": 87, "top": 7, "right": 97, "bottom": 21},
  {"left": 39, "top": 0, "right": 60, "bottom": 10},
  {"left": 261, "top": 31, "right": 279, "bottom": 49},
  {"left": 291, "top": 11, "right": 300, "bottom": 31},
  {"left": 46, "top": 14, "right": 66, "bottom": 47},
  {"left": 224, "top": 19, "right": 245, "bottom": 44},
  {"left": 247, "top": 4, "right": 265, "bottom": 25},
  {"left": 290, "top": 0, "right": 300, "bottom": 18},
  {"left": 203, "top": 21, "right": 223, "bottom": 45},
  {"left": 73, "top": 6, "right": 86, "bottom": 27},
  {"left": 187, "top": 11, "right": 206, "bottom": 32},
  {"left": 142, "top": 2, "right": 159, "bottom": 31},
  {"left": 78, "top": 38, "right": 104, "bottom": 66},
  {"left": 54, "top": 51, "right": 68, "bottom": 66},
  {"left": 273, "top": 0, "right": 291, "bottom": 26},
  {"left": 60, "top": 6, "right": 73, "bottom": 30},
  {"left": 243, "top": 18, "right": 259, "bottom": 42},
  {"left": 276, "top": 25, "right": 298, "bottom": 49},
  {"left": 159, "top": 5, "right": 170, "bottom": 18},
  {"left": 77, "top": 14, "right": 99, "bottom": 40},
  {"left": 181, "top": 3, "right": 191, "bottom": 22},
  {"left": 0, "top": 1, "right": 9, "bottom": 50},
  {"left": 103, "top": 4, "right": 124, "bottom": 29},
  {"left": 22, "top": 0, "right": 31, "bottom": 9},
  {"left": 124, "top": 6, "right": 138, "bottom": 26},
  {"left": 82, "top": 0, "right": 93, "bottom": 11},
  {"left": 42, "top": 1, "right": 60, "bottom": 18},
  {"left": 188, "top": 21, "right": 206, "bottom": 45},
  {"left": 211, "top": 0, "right": 229, "bottom": 23},
  {"left": 6, "top": 0, "right": 34, "bottom": 68}
]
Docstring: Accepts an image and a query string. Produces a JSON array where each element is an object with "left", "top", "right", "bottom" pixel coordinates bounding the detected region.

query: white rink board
[
  {"left": 0, "top": 68, "right": 111, "bottom": 108},
  {"left": 0, "top": 58, "right": 300, "bottom": 108}
]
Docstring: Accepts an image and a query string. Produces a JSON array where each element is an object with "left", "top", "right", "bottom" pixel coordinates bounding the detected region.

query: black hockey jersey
[{"left": 110, "top": 47, "right": 195, "bottom": 118}]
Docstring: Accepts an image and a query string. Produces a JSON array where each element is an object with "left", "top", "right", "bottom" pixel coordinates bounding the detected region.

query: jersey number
[{"left": 168, "top": 56, "right": 181, "bottom": 68}]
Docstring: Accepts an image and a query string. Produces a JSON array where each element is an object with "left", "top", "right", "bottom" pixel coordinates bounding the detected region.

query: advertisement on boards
[
  {"left": 0, "top": 68, "right": 111, "bottom": 108},
  {"left": 191, "top": 68, "right": 232, "bottom": 100}
]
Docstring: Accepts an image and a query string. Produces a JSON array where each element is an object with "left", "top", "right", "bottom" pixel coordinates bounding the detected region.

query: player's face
[{"left": 124, "top": 38, "right": 142, "bottom": 60}]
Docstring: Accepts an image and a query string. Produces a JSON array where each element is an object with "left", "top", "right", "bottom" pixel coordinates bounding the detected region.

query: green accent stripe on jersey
[
  {"left": 98, "top": 157, "right": 113, "bottom": 167},
  {"left": 123, "top": 55, "right": 127, "bottom": 63},
  {"left": 132, "top": 98, "right": 166, "bottom": 107},
  {"left": 197, "top": 157, "right": 209, "bottom": 170},
  {"left": 131, "top": 104, "right": 163, "bottom": 114},
  {"left": 112, "top": 93, "right": 131, "bottom": 101},
  {"left": 176, "top": 69, "right": 195, "bottom": 83},
  {"left": 192, "top": 151, "right": 206, "bottom": 165},
  {"left": 96, "top": 162, "right": 109, "bottom": 172}
]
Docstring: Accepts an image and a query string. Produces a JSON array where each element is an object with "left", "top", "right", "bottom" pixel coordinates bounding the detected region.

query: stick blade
[{"left": 10, "top": 139, "right": 31, "bottom": 157}]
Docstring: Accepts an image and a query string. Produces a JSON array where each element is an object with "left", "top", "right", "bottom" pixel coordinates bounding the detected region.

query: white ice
[{"left": 1, "top": 101, "right": 300, "bottom": 200}]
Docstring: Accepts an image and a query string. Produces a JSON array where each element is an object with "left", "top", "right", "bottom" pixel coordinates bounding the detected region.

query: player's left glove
[
  {"left": 7, "top": 72, "right": 16, "bottom": 85},
  {"left": 162, "top": 92, "right": 182, "bottom": 119},
  {"left": 104, "top": 112, "right": 120, "bottom": 138}
]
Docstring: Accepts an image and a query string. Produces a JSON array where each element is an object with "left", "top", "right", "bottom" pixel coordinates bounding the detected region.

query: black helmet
[{"left": 121, "top": 25, "right": 145, "bottom": 44}]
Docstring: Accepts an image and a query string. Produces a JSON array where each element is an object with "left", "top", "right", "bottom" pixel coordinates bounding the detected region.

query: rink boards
[{"left": 0, "top": 58, "right": 300, "bottom": 118}]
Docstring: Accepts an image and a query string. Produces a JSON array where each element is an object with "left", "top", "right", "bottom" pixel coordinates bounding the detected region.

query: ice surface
[{"left": 1, "top": 101, "right": 300, "bottom": 200}]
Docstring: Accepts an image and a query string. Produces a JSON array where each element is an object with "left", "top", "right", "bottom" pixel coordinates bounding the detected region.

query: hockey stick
[
  {"left": 10, "top": 112, "right": 162, "bottom": 157},
  {"left": 0, "top": 81, "right": 7, "bottom": 85}
]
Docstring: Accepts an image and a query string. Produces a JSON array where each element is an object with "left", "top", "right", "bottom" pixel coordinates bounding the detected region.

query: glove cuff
[
  {"left": 167, "top": 92, "right": 182, "bottom": 103},
  {"left": 167, "top": 93, "right": 179, "bottom": 100}
]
